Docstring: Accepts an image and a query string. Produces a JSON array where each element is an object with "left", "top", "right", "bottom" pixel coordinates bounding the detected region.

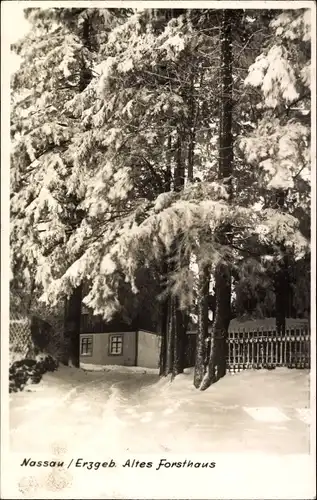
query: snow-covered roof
[
  {"left": 228, "top": 317, "right": 309, "bottom": 332},
  {"left": 187, "top": 317, "right": 309, "bottom": 334}
]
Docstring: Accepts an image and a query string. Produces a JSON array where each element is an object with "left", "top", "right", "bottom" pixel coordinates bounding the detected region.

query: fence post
[{"left": 232, "top": 329, "right": 235, "bottom": 373}]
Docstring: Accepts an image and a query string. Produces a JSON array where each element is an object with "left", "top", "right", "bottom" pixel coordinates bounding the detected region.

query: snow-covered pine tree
[
  {"left": 193, "top": 9, "right": 271, "bottom": 388},
  {"left": 39, "top": 8, "right": 225, "bottom": 377},
  {"left": 91, "top": 8, "right": 232, "bottom": 378},
  {"left": 197, "top": 9, "right": 234, "bottom": 390},
  {"left": 10, "top": 7, "right": 121, "bottom": 365},
  {"left": 240, "top": 8, "right": 311, "bottom": 335}
]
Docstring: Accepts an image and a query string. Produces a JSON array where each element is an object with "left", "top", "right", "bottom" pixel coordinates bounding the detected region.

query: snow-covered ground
[{"left": 4, "top": 365, "right": 314, "bottom": 499}]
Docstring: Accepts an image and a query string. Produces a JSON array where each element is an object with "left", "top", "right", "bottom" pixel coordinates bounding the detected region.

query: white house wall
[
  {"left": 80, "top": 331, "right": 136, "bottom": 366},
  {"left": 137, "top": 330, "right": 161, "bottom": 369}
]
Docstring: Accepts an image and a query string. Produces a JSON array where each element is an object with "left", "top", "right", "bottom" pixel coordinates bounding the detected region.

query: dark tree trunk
[
  {"left": 163, "top": 249, "right": 185, "bottom": 377},
  {"left": 194, "top": 265, "right": 210, "bottom": 388},
  {"left": 170, "top": 131, "right": 186, "bottom": 376},
  {"left": 165, "top": 296, "right": 175, "bottom": 375},
  {"left": 187, "top": 71, "right": 196, "bottom": 183},
  {"left": 173, "top": 297, "right": 186, "bottom": 377},
  {"left": 174, "top": 130, "right": 185, "bottom": 191},
  {"left": 188, "top": 58, "right": 206, "bottom": 386},
  {"left": 162, "top": 274, "right": 187, "bottom": 378},
  {"left": 26, "top": 277, "right": 36, "bottom": 315},
  {"left": 160, "top": 130, "right": 186, "bottom": 378},
  {"left": 159, "top": 260, "right": 169, "bottom": 375},
  {"left": 274, "top": 189, "right": 289, "bottom": 336},
  {"left": 201, "top": 10, "right": 233, "bottom": 390},
  {"left": 159, "top": 300, "right": 168, "bottom": 375},
  {"left": 201, "top": 261, "right": 232, "bottom": 388},
  {"left": 62, "top": 285, "right": 83, "bottom": 367},
  {"left": 79, "top": 16, "right": 94, "bottom": 91},
  {"left": 61, "top": 15, "right": 93, "bottom": 367},
  {"left": 164, "top": 135, "right": 172, "bottom": 190},
  {"left": 274, "top": 256, "right": 290, "bottom": 336},
  {"left": 218, "top": 11, "right": 233, "bottom": 183},
  {"left": 159, "top": 134, "right": 173, "bottom": 375}
]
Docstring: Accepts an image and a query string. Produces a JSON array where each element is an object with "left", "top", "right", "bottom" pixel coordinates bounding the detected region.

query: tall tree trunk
[
  {"left": 274, "top": 189, "right": 289, "bottom": 336},
  {"left": 174, "top": 130, "right": 185, "bottom": 190},
  {"left": 274, "top": 254, "right": 290, "bottom": 335},
  {"left": 164, "top": 243, "right": 185, "bottom": 377},
  {"left": 62, "top": 285, "right": 83, "bottom": 367},
  {"left": 159, "top": 135, "right": 172, "bottom": 375},
  {"left": 201, "top": 10, "right": 233, "bottom": 391},
  {"left": 26, "top": 277, "right": 36, "bottom": 316},
  {"left": 173, "top": 297, "right": 186, "bottom": 377},
  {"left": 162, "top": 278, "right": 187, "bottom": 377},
  {"left": 201, "top": 261, "right": 232, "bottom": 389},
  {"left": 189, "top": 66, "right": 207, "bottom": 387},
  {"left": 194, "top": 265, "right": 210, "bottom": 387},
  {"left": 161, "top": 130, "right": 186, "bottom": 377},
  {"left": 218, "top": 11, "right": 233, "bottom": 184},
  {"left": 187, "top": 71, "right": 196, "bottom": 183},
  {"left": 170, "top": 130, "right": 186, "bottom": 376},
  {"left": 159, "top": 259, "right": 169, "bottom": 375},
  {"left": 159, "top": 303, "right": 168, "bottom": 375},
  {"left": 62, "top": 15, "right": 94, "bottom": 367},
  {"left": 165, "top": 295, "right": 175, "bottom": 375}
]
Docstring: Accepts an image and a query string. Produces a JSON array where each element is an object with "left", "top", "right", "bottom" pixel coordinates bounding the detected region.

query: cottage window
[
  {"left": 81, "top": 336, "right": 93, "bottom": 356},
  {"left": 109, "top": 334, "right": 123, "bottom": 355}
]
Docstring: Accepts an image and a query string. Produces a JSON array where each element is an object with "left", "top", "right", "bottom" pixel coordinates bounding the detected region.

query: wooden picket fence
[{"left": 227, "top": 325, "right": 311, "bottom": 372}]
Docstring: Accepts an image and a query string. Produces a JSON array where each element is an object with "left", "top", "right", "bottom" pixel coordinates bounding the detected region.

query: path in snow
[
  {"left": 10, "top": 366, "right": 310, "bottom": 456},
  {"left": 6, "top": 366, "right": 313, "bottom": 499}
]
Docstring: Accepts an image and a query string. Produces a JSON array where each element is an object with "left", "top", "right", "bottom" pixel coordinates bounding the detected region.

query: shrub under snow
[{"left": 9, "top": 353, "right": 58, "bottom": 393}]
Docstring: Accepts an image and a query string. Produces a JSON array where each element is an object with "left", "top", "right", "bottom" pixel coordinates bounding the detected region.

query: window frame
[
  {"left": 80, "top": 335, "right": 93, "bottom": 356},
  {"left": 108, "top": 334, "right": 124, "bottom": 356}
]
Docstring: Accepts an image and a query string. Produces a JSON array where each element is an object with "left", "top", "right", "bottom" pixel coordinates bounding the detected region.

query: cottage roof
[{"left": 187, "top": 317, "right": 309, "bottom": 334}]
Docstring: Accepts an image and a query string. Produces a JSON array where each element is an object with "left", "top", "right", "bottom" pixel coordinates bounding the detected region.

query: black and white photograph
[{"left": 1, "top": 1, "right": 316, "bottom": 498}]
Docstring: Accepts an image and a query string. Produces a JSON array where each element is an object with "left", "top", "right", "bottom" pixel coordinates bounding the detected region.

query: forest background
[{"left": 6, "top": 4, "right": 313, "bottom": 390}]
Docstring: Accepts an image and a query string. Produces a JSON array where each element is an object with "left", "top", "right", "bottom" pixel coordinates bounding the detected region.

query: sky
[{"left": 2, "top": 4, "right": 31, "bottom": 74}]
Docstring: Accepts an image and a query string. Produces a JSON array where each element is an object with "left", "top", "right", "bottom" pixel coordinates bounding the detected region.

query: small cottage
[
  {"left": 80, "top": 315, "right": 310, "bottom": 371},
  {"left": 79, "top": 314, "right": 161, "bottom": 369}
]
